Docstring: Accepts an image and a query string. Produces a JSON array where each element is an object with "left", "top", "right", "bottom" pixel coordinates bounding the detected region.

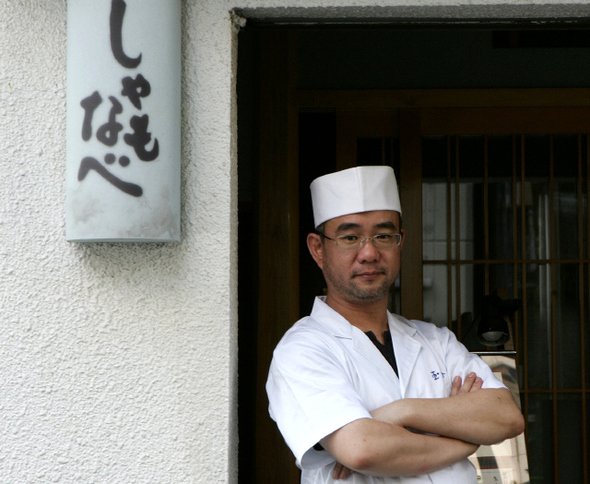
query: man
[{"left": 266, "top": 166, "right": 525, "bottom": 483}]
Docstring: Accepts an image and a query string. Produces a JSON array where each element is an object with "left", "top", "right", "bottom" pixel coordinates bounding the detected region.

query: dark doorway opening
[{"left": 237, "top": 23, "right": 590, "bottom": 483}]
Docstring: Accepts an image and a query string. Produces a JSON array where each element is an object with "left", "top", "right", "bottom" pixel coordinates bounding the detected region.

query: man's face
[{"left": 308, "top": 210, "right": 404, "bottom": 306}]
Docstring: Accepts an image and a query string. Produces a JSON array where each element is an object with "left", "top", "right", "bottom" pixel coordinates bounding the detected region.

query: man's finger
[
  {"left": 332, "top": 463, "right": 343, "bottom": 479},
  {"left": 333, "top": 462, "right": 354, "bottom": 480},
  {"left": 471, "top": 376, "right": 483, "bottom": 391},
  {"left": 458, "top": 372, "right": 477, "bottom": 394},
  {"left": 333, "top": 463, "right": 347, "bottom": 480},
  {"left": 340, "top": 467, "right": 353, "bottom": 479},
  {"left": 451, "top": 376, "right": 462, "bottom": 396}
]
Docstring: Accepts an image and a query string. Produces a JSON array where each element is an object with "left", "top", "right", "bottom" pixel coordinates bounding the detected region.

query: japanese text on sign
[{"left": 77, "top": 0, "right": 160, "bottom": 197}]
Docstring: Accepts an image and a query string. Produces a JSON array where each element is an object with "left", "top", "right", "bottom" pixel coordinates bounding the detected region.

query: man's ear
[{"left": 307, "top": 233, "right": 324, "bottom": 270}]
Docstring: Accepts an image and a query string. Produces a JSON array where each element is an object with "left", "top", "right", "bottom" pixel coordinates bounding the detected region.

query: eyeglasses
[{"left": 321, "top": 233, "right": 402, "bottom": 250}]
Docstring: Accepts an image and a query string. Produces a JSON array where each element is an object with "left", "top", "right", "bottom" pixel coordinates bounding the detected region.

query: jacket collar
[
  {"left": 311, "top": 297, "right": 422, "bottom": 396},
  {"left": 311, "top": 296, "right": 418, "bottom": 339},
  {"left": 388, "top": 312, "right": 421, "bottom": 395},
  {"left": 310, "top": 296, "right": 355, "bottom": 338}
]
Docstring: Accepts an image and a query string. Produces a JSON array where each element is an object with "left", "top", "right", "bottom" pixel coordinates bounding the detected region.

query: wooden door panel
[
  {"left": 254, "top": 30, "right": 300, "bottom": 484},
  {"left": 252, "top": 88, "right": 590, "bottom": 483}
]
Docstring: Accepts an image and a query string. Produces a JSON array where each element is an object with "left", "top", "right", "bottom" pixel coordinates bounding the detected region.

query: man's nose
[{"left": 357, "top": 237, "right": 380, "bottom": 261}]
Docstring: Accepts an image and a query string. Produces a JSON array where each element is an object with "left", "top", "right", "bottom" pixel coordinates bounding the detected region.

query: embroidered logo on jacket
[{"left": 430, "top": 371, "right": 446, "bottom": 381}]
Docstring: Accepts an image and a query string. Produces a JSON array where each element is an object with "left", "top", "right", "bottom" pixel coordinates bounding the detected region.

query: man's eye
[
  {"left": 342, "top": 235, "right": 359, "bottom": 242},
  {"left": 374, "top": 234, "right": 393, "bottom": 241}
]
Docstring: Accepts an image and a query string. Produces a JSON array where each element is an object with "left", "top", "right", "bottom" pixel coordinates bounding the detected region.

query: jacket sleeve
[
  {"left": 266, "top": 331, "right": 372, "bottom": 470},
  {"left": 439, "top": 324, "right": 508, "bottom": 391}
]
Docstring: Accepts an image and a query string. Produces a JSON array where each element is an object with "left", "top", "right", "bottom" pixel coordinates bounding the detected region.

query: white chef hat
[{"left": 310, "top": 165, "right": 402, "bottom": 228}]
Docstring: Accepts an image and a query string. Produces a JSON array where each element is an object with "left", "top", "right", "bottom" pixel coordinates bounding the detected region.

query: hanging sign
[{"left": 66, "top": 0, "right": 181, "bottom": 242}]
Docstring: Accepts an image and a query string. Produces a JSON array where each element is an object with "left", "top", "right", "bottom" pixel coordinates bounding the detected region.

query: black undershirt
[{"left": 365, "top": 329, "right": 398, "bottom": 376}]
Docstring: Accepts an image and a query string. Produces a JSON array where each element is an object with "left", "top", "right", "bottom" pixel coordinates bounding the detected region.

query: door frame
[{"left": 253, "top": 30, "right": 590, "bottom": 483}]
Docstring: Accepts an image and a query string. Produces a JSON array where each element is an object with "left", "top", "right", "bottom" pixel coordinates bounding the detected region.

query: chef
[{"left": 266, "top": 165, "right": 525, "bottom": 483}]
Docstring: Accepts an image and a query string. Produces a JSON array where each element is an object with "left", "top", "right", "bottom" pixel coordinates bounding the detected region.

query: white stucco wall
[
  {"left": 1, "top": 1, "right": 239, "bottom": 482},
  {"left": 1, "top": 0, "right": 590, "bottom": 483}
]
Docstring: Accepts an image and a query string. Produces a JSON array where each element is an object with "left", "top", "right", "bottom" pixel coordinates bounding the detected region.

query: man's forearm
[
  {"left": 321, "top": 373, "right": 523, "bottom": 478},
  {"left": 371, "top": 387, "right": 524, "bottom": 445},
  {"left": 321, "top": 417, "right": 478, "bottom": 478}
]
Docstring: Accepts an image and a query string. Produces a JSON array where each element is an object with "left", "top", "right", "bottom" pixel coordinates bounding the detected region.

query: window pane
[
  {"left": 489, "top": 181, "right": 514, "bottom": 260},
  {"left": 528, "top": 393, "right": 554, "bottom": 484},
  {"left": 553, "top": 135, "right": 578, "bottom": 260},
  {"left": 458, "top": 263, "right": 479, "bottom": 319},
  {"left": 458, "top": 264, "right": 487, "bottom": 343},
  {"left": 450, "top": 179, "right": 457, "bottom": 260},
  {"left": 524, "top": 136, "right": 551, "bottom": 260},
  {"left": 557, "top": 393, "right": 583, "bottom": 483},
  {"left": 555, "top": 264, "right": 581, "bottom": 389},
  {"left": 553, "top": 135, "right": 578, "bottom": 178},
  {"left": 421, "top": 131, "right": 589, "bottom": 484},
  {"left": 524, "top": 181, "right": 551, "bottom": 260},
  {"left": 554, "top": 179, "right": 578, "bottom": 260},
  {"left": 458, "top": 182, "right": 484, "bottom": 260},
  {"left": 489, "top": 264, "right": 515, "bottom": 299},
  {"left": 525, "top": 135, "right": 550, "bottom": 178},
  {"left": 488, "top": 135, "right": 514, "bottom": 179},
  {"left": 458, "top": 136, "right": 484, "bottom": 179},
  {"left": 423, "top": 182, "right": 447, "bottom": 261},
  {"left": 423, "top": 264, "right": 449, "bottom": 327},
  {"left": 457, "top": 136, "right": 484, "bottom": 262},
  {"left": 422, "top": 135, "right": 448, "bottom": 179},
  {"left": 526, "top": 263, "right": 552, "bottom": 389}
]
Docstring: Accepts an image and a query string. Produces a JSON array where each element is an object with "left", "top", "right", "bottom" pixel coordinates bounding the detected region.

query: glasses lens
[
  {"left": 373, "top": 234, "right": 398, "bottom": 248},
  {"left": 334, "top": 234, "right": 400, "bottom": 249},
  {"left": 337, "top": 236, "right": 361, "bottom": 249}
]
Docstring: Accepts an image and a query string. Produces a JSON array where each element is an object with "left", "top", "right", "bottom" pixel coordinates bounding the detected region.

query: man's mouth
[{"left": 354, "top": 270, "right": 384, "bottom": 280}]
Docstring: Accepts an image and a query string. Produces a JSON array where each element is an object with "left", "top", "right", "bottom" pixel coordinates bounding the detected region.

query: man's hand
[
  {"left": 368, "top": 372, "right": 485, "bottom": 433},
  {"left": 450, "top": 372, "right": 483, "bottom": 396},
  {"left": 332, "top": 462, "right": 354, "bottom": 480}
]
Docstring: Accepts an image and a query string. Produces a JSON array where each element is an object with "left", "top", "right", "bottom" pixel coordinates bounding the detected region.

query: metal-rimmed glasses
[{"left": 320, "top": 233, "right": 402, "bottom": 250}]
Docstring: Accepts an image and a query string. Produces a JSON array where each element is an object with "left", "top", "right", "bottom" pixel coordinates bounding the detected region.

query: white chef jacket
[{"left": 266, "top": 297, "right": 507, "bottom": 484}]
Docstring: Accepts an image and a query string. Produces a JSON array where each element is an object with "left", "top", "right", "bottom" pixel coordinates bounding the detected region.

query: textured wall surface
[
  {"left": 1, "top": 0, "right": 590, "bottom": 483},
  {"left": 0, "top": 1, "right": 238, "bottom": 482}
]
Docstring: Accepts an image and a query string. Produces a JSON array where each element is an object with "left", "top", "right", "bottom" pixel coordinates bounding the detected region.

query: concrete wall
[{"left": 1, "top": 0, "right": 589, "bottom": 483}]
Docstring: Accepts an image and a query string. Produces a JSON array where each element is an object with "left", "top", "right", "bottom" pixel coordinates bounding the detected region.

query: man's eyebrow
[
  {"left": 335, "top": 222, "right": 361, "bottom": 233},
  {"left": 376, "top": 221, "right": 397, "bottom": 231},
  {"left": 335, "top": 221, "right": 398, "bottom": 232}
]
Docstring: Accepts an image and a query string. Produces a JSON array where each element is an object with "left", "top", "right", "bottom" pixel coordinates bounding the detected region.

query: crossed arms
[{"left": 320, "top": 372, "right": 525, "bottom": 479}]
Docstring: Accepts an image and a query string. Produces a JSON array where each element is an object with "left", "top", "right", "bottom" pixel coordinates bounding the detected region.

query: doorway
[{"left": 238, "top": 26, "right": 590, "bottom": 483}]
